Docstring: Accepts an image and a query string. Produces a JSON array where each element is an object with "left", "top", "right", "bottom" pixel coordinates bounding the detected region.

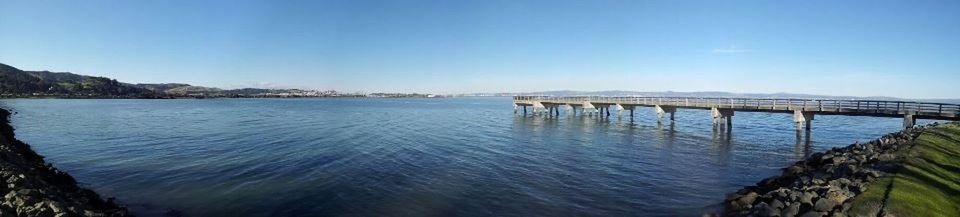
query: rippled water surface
[{"left": 0, "top": 98, "right": 931, "bottom": 216}]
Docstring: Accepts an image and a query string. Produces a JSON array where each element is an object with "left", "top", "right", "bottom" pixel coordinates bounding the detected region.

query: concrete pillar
[
  {"left": 655, "top": 105, "right": 677, "bottom": 123},
  {"left": 794, "top": 110, "right": 815, "bottom": 131},
  {"left": 615, "top": 104, "right": 624, "bottom": 116},
  {"left": 583, "top": 102, "right": 595, "bottom": 116},
  {"left": 533, "top": 101, "right": 545, "bottom": 114},
  {"left": 711, "top": 107, "right": 735, "bottom": 128},
  {"left": 903, "top": 114, "right": 916, "bottom": 129}
]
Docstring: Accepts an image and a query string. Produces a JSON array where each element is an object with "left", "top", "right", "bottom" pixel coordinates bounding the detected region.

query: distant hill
[
  {"left": 0, "top": 62, "right": 357, "bottom": 98},
  {"left": 0, "top": 63, "right": 47, "bottom": 94},
  {"left": 162, "top": 85, "right": 224, "bottom": 96},
  {"left": 0, "top": 63, "right": 161, "bottom": 98},
  {"left": 133, "top": 83, "right": 192, "bottom": 93}
]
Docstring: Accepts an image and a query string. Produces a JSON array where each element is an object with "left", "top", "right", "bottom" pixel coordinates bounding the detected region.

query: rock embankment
[
  {"left": 718, "top": 124, "right": 932, "bottom": 217},
  {"left": 0, "top": 108, "right": 128, "bottom": 216}
]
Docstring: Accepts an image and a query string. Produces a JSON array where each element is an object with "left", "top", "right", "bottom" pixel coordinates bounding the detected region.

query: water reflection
[
  {"left": 654, "top": 121, "right": 676, "bottom": 149},
  {"left": 795, "top": 130, "right": 813, "bottom": 160},
  {"left": 711, "top": 124, "right": 734, "bottom": 165}
]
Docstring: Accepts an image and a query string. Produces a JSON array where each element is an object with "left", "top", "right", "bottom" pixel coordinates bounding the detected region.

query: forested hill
[
  {"left": 0, "top": 63, "right": 162, "bottom": 98},
  {"left": 0, "top": 62, "right": 359, "bottom": 98}
]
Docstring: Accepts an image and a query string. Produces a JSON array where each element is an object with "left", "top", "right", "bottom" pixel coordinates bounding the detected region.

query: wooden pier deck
[{"left": 513, "top": 96, "right": 960, "bottom": 130}]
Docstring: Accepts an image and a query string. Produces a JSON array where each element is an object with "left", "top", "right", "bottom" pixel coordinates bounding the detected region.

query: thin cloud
[{"left": 711, "top": 46, "right": 754, "bottom": 53}]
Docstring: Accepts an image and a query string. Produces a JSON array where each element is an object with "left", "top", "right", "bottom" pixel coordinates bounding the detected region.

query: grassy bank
[{"left": 849, "top": 123, "right": 960, "bottom": 217}]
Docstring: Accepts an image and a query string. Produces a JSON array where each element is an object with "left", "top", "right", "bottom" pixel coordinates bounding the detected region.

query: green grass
[{"left": 849, "top": 123, "right": 960, "bottom": 217}]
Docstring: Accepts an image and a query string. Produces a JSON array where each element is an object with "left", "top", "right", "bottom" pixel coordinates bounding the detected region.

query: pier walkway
[{"left": 513, "top": 96, "right": 960, "bottom": 131}]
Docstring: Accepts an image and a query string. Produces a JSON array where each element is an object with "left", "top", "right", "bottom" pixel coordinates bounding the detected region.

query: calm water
[{"left": 0, "top": 98, "right": 932, "bottom": 216}]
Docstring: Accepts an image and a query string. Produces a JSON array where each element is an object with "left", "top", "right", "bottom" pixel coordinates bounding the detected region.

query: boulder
[
  {"left": 799, "top": 191, "right": 816, "bottom": 207},
  {"left": 728, "top": 191, "right": 759, "bottom": 211},
  {"left": 769, "top": 199, "right": 785, "bottom": 210},
  {"left": 813, "top": 190, "right": 847, "bottom": 212},
  {"left": 785, "top": 165, "right": 805, "bottom": 177},
  {"left": 753, "top": 202, "right": 779, "bottom": 217},
  {"left": 799, "top": 210, "right": 825, "bottom": 217},
  {"left": 781, "top": 202, "right": 800, "bottom": 217}
]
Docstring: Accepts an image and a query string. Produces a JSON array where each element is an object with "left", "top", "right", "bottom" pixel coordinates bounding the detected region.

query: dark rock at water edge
[
  {"left": 717, "top": 123, "right": 933, "bottom": 217},
  {"left": 0, "top": 108, "right": 129, "bottom": 216}
]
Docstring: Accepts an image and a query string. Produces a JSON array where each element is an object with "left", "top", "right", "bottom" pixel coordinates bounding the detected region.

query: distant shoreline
[{"left": 0, "top": 95, "right": 449, "bottom": 100}]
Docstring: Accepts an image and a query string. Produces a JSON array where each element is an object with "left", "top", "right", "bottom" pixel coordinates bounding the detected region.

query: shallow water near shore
[{"left": 0, "top": 98, "right": 933, "bottom": 216}]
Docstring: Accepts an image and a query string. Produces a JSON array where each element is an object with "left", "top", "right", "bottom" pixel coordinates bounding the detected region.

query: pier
[{"left": 513, "top": 96, "right": 960, "bottom": 131}]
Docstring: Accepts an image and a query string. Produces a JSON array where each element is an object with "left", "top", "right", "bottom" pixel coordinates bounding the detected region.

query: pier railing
[{"left": 513, "top": 96, "right": 960, "bottom": 118}]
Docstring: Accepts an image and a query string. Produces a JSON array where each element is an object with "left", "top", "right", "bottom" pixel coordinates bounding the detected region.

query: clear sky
[{"left": 1, "top": 0, "right": 958, "bottom": 98}]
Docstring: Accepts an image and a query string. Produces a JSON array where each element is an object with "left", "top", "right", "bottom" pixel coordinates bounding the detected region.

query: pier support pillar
[
  {"left": 794, "top": 110, "right": 815, "bottom": 131},
  {"left": 903, "top": 114, "right": 916, "bottom": 129},
  {"left": 711, "top": 108, "right": 735, "bottom": 129},
  {"left": 532, "top": 101, "right": 546, "bottom": 115},
  {"left": 593, "top": 104, "right": 610, "bottom": 117},
  {"left": 582, "top": 102, "right": 596, "bottom": 116},
  {"left": 544, "top": 105, "right": 561, "bottom": 117},
  {"left": 614, "top": 104, "right": 625, "bottom": 117},
  {"left": 655, "top": 105, "right": 677, "bottom": 123},
  {"left": 622, "top": 105, "right": 635, "bottom": 118}
]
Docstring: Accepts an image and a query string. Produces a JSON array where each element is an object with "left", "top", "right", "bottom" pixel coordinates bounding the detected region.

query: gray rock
[
  {"left": 842, "top": 202, "right": 852, "bottom": 212},
  {"left": 728, "top": 191, "right": 759, "bottom": 211},
  {"left": 814, "top": 199, "right": 832, "bottom": 212},
  {"left": 789, "top": 191, "right": 802, "bottom": 202},
  {"left": 812, "top": 178, "right": 826, "bottom": 185},
  {"left": 800, "top": 191, "right": 816, "bottom": 206},
  {"left": 785, "top": 165, "right": 805, "bottom": 176},
  {"left": 770, "top": 199, "right": 785, "bottom": 210},
  {"left": 739, "top": 192, "right": 759, "bottom": 205},
  {"left": 813, "top": 190, "right": 847, "bottom": 212},
  {"left": 833, "top": 164, "right": 857, "bottom": 178},
  {"left": 753, "top": 202, "right": 778, "bottom": 217},
  {"left": 781, "top": 203, "right": 801, "bottom": 217},
  {"left": 799, "top": 211, "right": 825, "bottom": 217},
  {"left": 48, "top": 201, "right": 64, "bottom": 213},
  {"left": 849, "top": 182, "right": 866, "bottom": 194}
]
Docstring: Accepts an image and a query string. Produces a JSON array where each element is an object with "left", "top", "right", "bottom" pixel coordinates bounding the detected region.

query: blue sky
[{"left": 1, "top": 0, "right": 958, "bottom": 98}]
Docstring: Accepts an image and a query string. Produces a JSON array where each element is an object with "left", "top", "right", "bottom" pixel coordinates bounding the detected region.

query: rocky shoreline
[
  {"left": 715, "top": 124, "right": 935, "bottom": 217},
  {"left": 0, "top": 108, "right": 128, "bottom": 216}
]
